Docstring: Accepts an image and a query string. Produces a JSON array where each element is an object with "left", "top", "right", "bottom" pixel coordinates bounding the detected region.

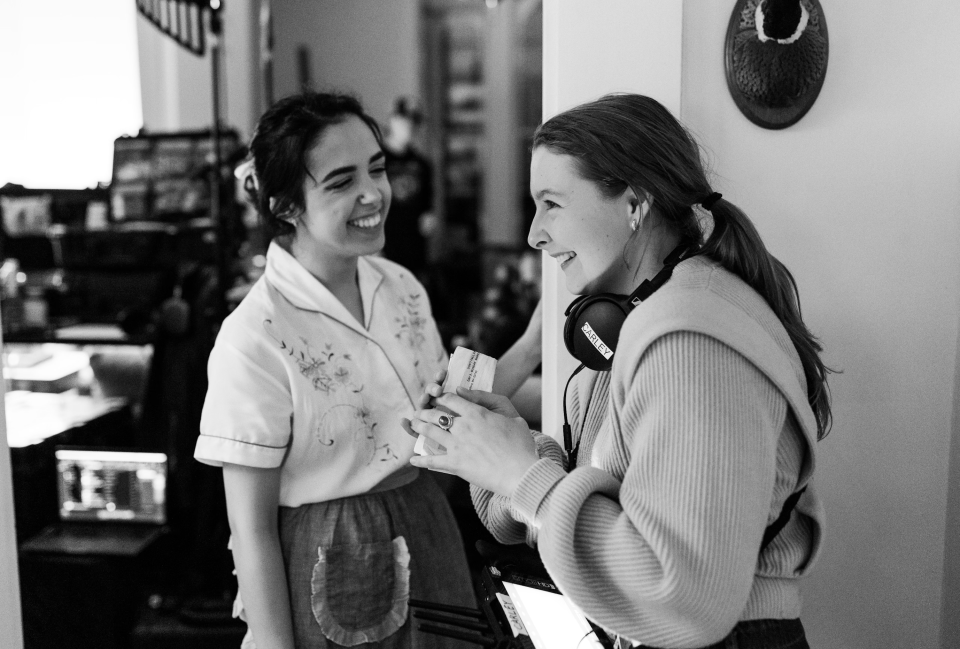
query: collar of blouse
[{"left": 264, "top": 240, "right": 384, "bottom": 336}]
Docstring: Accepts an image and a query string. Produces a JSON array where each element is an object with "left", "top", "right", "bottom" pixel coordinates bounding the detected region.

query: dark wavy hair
[
  {"left": 245, "top": 91, "right": 383, "bottom": 239},
  {"left": 534, "top": 93, "right": 833, "bottom": 439}
]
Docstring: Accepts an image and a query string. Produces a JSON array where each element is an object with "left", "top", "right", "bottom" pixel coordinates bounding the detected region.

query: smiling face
[
  {"left": 528, "top": 146, "right": 639, "bottom": 295},
  {"left": 290, "top": 115, "right": 391, "bottom": 264}
]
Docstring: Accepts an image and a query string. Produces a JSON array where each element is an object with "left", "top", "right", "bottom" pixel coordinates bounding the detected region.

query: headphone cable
[{"left": 562, "top": 363, "right": 587, "bottom": 467}]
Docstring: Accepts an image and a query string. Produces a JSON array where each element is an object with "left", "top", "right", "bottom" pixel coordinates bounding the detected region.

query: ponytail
[{"left": 700, "top": 198, "right": 833, "bottom": 439}]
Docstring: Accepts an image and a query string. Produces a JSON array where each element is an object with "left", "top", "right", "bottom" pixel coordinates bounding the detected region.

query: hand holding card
[{"left": 414, "top": 347, "right": 497, "bottom": 456}]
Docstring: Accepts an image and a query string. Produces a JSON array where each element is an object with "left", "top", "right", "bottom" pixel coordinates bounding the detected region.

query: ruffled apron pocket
[{"left": 311, "top": 535, "right": 411, "bottom": 646}]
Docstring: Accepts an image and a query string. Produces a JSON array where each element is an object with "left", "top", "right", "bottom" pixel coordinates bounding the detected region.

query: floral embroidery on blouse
[
  {"left": 394, "top": 292, "right": 446, "bottom": 392},
  {"left": 262, "top": 319, "right": 397, "bottom": 465},
  {"left": 263, "top": 320, "right": 360, "bottom": 395},
  {"left": 316, "top": 403, "right": 398, "bottom": 464},
  {"left": 395, "top": 293, "right": 427, "bottom": 350}
]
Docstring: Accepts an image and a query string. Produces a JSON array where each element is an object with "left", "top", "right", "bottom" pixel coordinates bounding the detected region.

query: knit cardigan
[{"left": 471, "top": 256, "right": 825, "bottom": 649}]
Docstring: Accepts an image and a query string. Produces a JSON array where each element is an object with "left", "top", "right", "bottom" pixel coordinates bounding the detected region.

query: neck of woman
[
  {"left": 284, "top": 235, "right": 364, "bottom": 322},
  {"left": 610, "top": 226, "right": 682, "bottom": 295}
]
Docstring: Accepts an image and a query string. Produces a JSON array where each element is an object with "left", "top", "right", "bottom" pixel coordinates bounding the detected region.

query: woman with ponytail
[{"left": 405, "top": 93, "right": 831, "bottom": 649}]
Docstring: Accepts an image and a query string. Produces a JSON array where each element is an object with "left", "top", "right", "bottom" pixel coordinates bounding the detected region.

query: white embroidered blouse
[{"left": 194, "top": 241, "right": 446, "bottom": 507}]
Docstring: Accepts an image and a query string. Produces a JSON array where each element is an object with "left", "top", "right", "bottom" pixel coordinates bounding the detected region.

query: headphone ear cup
[
  {"left": 563, "top": 294, "right": 629, "bottom": 371},
  {"left": 563, "top": 295, "right": 590, "bottom": 358},
  {"left": 562, "top": 243, "right": 693, "bottom": 372}
]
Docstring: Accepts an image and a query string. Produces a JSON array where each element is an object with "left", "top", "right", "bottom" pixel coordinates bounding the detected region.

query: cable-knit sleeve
[
  {"left": 510, "top": 332, "right": 786, "bottom": 648},
  {"left": 471, "top": 430, "right": 565, "bottom": 546}
]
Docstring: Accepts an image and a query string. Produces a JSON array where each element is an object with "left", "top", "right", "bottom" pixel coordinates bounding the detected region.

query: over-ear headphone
[{"left": 563, "top": 242, "right": 698, "bottom": 372}]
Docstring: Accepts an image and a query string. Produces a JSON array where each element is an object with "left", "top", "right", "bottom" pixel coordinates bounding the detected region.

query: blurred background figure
[{"left": 381, "top": 96, "right": 438, "bottom": 283}]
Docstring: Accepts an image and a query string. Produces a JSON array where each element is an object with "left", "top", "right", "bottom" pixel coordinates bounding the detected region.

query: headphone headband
[{"left": 624, "top": 242, "right": 698, "bottom": 308}]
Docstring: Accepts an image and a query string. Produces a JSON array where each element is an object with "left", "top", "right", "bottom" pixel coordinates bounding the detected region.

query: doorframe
[{"left": 0, "top": 319, "right": 24, "bottom": 648}]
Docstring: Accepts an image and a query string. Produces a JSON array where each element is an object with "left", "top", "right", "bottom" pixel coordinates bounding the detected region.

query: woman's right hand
[
  {"left": 415, "top": 369, "right": 446, "bottom": 410},
  {"left": 407, "top": 389, "right": 537, "bottom": 496},
  {"left": 415, "top": 369, "right": 520, "bottom": 419},
  {"left": 454, "top": 385, "right": 521, "bottom": 419}
]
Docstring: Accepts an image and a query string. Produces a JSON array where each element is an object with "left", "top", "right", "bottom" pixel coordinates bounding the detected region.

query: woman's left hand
[{"left": 403, "top": 389, "right": 539, "bottom": 497}]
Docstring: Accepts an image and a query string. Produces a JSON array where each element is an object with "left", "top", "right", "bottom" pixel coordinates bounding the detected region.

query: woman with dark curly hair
[{"left": 195, "top": 91, "right": 540, "bottom": 649}]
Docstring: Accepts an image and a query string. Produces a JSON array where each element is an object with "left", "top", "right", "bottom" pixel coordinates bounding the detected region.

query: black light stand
[
  {"left": 135, "top": 0, "right": 231, "bottom": 321},
  {"left": 207, "top": 3, "right": 229, "bottom": 321},
  {"left": 133, "top": 2, "right": 242, "bottom": 634}
]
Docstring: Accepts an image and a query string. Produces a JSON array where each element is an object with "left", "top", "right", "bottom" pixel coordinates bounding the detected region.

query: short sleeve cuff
[
  {"left": 194, "top": 433, "right": 288, "bottom": 468},
  {"left": 511, "top": 458, "right": 567, "bottom": 526}
]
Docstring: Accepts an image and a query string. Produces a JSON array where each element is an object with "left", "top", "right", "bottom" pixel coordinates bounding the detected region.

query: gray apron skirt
[{"left": 276, "top": 469, "right": 475, "bottom": 649}]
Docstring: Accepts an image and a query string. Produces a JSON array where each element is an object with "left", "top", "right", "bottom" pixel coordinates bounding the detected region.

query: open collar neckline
[{"left": 264, "top": 240, "right": 384, "bottom": 335}]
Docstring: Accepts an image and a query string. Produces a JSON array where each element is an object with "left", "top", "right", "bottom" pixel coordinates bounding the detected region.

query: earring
[{"left": 630, "top": 198, "right": 649, "bottom": 232}]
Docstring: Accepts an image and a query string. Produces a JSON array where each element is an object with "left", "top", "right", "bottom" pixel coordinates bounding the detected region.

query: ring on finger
[{"left": 437, "top": 413, "right": 457, "bottom": 431}]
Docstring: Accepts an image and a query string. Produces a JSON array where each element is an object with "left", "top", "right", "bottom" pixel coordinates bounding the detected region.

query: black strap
[
  {"left": 760, "top": 486, "right": 806, "bottom": 552},
  {"left": 626, "top": 242, "right": 699, "bottom": 307}
]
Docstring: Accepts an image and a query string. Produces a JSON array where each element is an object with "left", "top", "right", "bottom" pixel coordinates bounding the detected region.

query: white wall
[
  {"left": 946, "top": 362, "right": 960, "bottom": 648},
  {"left": 680, "top": 2, "right": 960, "bottom": 648},
  {"left": 271, "top": 0, "right": 421, "bottom": 126},
  {"left": 137, "top": 0, "right": 258, "bottom": 138}
]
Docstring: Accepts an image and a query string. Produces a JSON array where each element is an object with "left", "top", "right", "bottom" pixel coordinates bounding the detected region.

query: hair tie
[{"left": 700, "top": 192, "right": 722, "bottom": 210}]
